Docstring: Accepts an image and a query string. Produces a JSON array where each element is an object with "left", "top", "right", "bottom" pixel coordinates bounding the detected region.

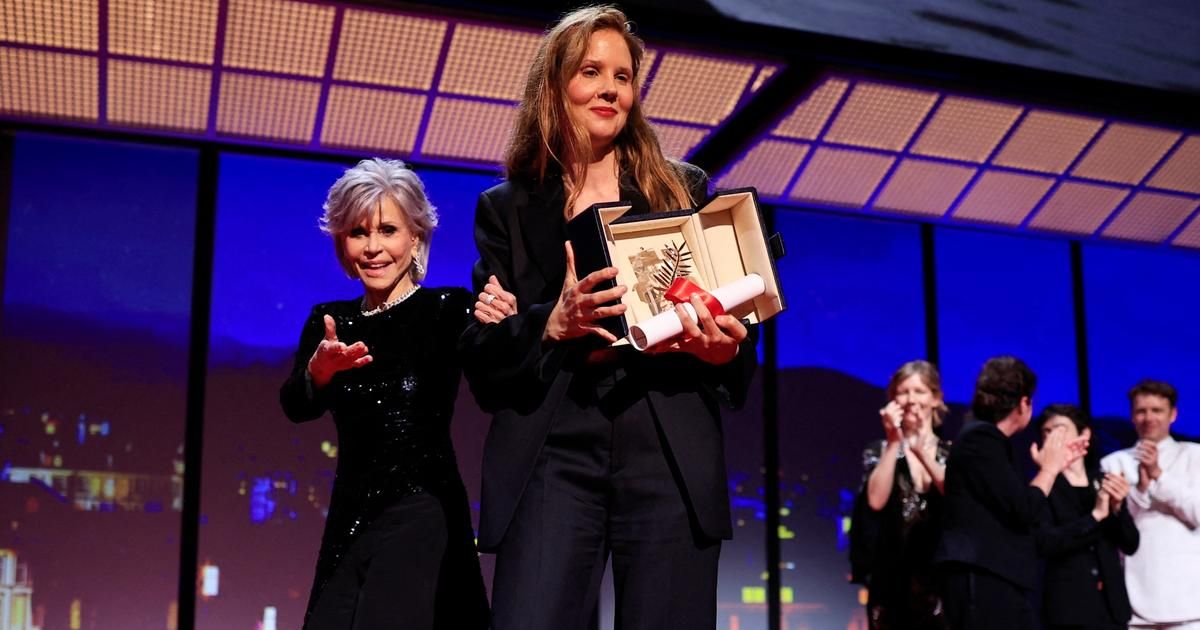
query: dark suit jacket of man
[
  {"left": 935, "top": 418, "right": 1049, "bottom": 591},
  {"left": 1035, "top": 472, "right": 1139, "bottom": 626},
  {"left": 458, "top": 164, "right": 757, "bottom": 552}
]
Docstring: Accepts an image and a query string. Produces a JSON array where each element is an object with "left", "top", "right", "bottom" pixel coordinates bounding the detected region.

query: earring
[{"left": 413, "top": 255, "right": 425, "bottom": 278}]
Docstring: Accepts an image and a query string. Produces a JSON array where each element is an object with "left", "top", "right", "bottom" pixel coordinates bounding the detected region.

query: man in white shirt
[{"left": 1102, "top": 380, "right": 1200, "bottom": 628}]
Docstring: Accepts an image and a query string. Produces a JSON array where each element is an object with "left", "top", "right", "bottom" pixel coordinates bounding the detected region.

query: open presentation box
[{"left": 567, "top": 187, "right": 787, "bottom": 348}]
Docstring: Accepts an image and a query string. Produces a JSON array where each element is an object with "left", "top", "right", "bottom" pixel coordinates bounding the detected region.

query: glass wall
[
  {"left": 935, "top": 227, "right": 1078, "bottom": 414},
  {"left": 1084, "top": 243, "right": 1200, "bottom": 441},
  {"left": 0, "top": 133, "right": 197, "bottom": 629},
  {"left": 6, "top": 130, "right": 1199, "bottom": 630},
  {"left": 773, "top": 210, "right": 926, "bottom": 629}
]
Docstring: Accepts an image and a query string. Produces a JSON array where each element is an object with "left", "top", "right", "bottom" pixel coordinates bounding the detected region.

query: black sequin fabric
[{"left": 280, "top": 287, "right": 488, "bottom": 627}]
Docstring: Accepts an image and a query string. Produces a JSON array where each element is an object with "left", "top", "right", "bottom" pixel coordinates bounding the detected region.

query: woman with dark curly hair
[{"left": 1035, "top": 403, "right": 1138, "bottom": 630}]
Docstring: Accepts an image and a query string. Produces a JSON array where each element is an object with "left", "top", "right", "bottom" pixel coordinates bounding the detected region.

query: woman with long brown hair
[{"left": 459, "top": 6, "right": 756, "bottom": 629}]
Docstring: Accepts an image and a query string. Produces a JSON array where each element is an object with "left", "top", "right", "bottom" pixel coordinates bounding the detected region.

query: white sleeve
[{"left": 1147, "top": 447, "right": 1200, "bottom": 529}]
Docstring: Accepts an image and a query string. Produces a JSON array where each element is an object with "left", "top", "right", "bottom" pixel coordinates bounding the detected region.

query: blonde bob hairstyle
[
  {"left": 319, "top": 158, "right": 438, "bottom": 282},
  {"left": 886, "top": 360, "right": 949, "bottom": 427},
  {"left": 504, "top": 5, "right": 696, "bottom": 217}
]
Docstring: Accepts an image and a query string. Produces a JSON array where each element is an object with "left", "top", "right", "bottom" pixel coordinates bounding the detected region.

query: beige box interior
[{"left": 599, "top": 191, "right": 784, "bottom": 332}]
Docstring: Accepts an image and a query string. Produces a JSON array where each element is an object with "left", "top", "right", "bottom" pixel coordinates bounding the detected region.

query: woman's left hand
[
  {"left": 649, "top": 294, "right": 748, "bottom": 365},
  {"left": 474, "top": 274, "right": 518, "bottom": 324},
  {"left": 1100, "top": 472, "right": 1130, "bottom": 512}
]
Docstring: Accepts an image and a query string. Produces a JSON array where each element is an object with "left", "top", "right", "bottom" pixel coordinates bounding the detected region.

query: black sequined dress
[
  {"left": 850, "top": 439, "right": 950, "bottom": 630},
  {"left": 280, "top": 287, "right": 488, "bottom": 629}
]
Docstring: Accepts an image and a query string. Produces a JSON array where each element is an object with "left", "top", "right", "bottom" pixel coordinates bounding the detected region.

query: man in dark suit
[{"left": 935, "top": 356, "right": 1087, "bottom": 629}]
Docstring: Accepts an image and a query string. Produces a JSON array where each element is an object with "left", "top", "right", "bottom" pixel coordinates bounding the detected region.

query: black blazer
[
  {"left": 935, "top": 419, "right": 1049, "bottom": 590},
  {"left": 458, "top": 164, "right": 757, "bottom": 551},
  {"left": 1035, "top": 472, "right": 1139, "bottom": 626}
]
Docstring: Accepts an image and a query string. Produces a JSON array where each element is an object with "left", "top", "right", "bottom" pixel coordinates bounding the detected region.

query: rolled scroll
[{"left": 627, "top": 273, "right": 766, "bottom": 351}]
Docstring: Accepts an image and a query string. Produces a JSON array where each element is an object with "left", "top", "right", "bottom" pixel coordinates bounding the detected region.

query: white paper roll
[{"left": 627, "top": 274, "right": 765, "bottom": 351}]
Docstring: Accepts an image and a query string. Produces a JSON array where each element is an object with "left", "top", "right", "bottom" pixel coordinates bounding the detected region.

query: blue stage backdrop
[
  {"left": 4, "top": 131, "right": 1200, "bottom": 630},
  {"left": 1084, "top": 242, "right": 1200, "bottom": 439},
  {"left": 0, "top": 133, "right": 197, "bottom": 630},
  {"left": 935, "top": 227, "right": 1078, "bottom": 413},
  {"left": 772, "top": 209, "right": 927, "bottom": 629}
]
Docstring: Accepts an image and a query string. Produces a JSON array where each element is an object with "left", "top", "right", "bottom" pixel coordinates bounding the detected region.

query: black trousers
[
  {"left": 305, "top": 492, "right": 447, "bottom": 630},
  {"left": 941, "top": 567, "right": 1035, "bottom": 630},
  {"left": 490, "top": 369, "right": 722, "bottom": 630}
]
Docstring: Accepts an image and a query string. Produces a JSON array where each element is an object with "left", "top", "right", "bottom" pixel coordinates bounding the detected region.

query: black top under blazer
[
  {"left": 935, "top": 418, "right": 1049, "bottom": 590},
  {"left": 1035, "top": 472, "right": 1139, "bottom": 626},
  {"left": 458, "top": 163, "right": 757, "bottom": 552}
]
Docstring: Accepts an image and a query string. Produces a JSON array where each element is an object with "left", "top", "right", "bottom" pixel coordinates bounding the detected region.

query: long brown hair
[{"left": 504, "top": 5, "right": 695, "bottom": 217}]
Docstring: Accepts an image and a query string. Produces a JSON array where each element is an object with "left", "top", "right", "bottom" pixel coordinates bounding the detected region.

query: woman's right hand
[
  {"left": 879, "top": 400, "right": 904, "bottom": 444},
  {"left": 1030, "top": 426, "right": 1089, "bottom": 475},
  {"left": 307, "top": 314, "right": 372, "bottom": 389},
  {"left": 544, "top": 241, "right": 628, "bottom": 343}
]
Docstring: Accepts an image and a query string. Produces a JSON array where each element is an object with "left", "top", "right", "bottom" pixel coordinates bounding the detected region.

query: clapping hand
[
  {"left": 1091, "top": 482, "right": 1112, "bottom": 522},
  {"left": 1100, "top": 472, "right": 1130, "bottom": 513},
  {"left": 1030, "top": 426, "right": 1089, "bottom": 474},
  {"left": 308, "top": 315, "right": 372, "bottom": 388},
  {"left": 1135, "top": 440, "right": 1162, "bottom": 491},
  {"left": 879, "top": 400, "right": 904, "bottom": 444}
]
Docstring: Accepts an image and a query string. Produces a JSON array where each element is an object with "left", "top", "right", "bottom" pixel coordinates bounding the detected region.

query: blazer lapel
[{"left": 518, "top": 177, "right": 568, "bottom": 287}]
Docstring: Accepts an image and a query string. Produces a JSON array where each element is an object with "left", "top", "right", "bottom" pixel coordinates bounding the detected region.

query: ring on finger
[{"left": 483, "top": 293, "right": 497, "bottom": 305}]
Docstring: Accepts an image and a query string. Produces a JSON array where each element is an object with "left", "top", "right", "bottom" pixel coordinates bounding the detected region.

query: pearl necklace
[{"left": 361, "top": 284, "right": 420, "bottom": 316}]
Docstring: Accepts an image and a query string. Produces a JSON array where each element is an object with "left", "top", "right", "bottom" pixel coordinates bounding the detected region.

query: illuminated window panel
[
  {"left": 639, "top": 48, "right": 658, "bottom": 85},
  {"left": 789, "top": 147, "right": 895, "bottom": 207},
  {"left": 1027, "top": 182, "right": 1129, "bottom": 235},
  {"left": 911, "top": 97, "right": 1023, "bottom": 163},
  {"left": 1148, "top": 135, "right": 1200, "bottom": 194},
  {"left": 822, "top": 82, "right": 938, "bottom": 151},
  {"left": 873, "top": 159, "right": 975, "bottom": 217},
  {"left": 1071, "top": 123, "right": 1181, "bottom": 184},
  {"left": 1172, "top": 212, "right": 1200, "bottom": 249},
  {"left": 650, "top": 121, "right": 709, "bottom": 160},
  {"left": 993, "top": 110, "right": 1103, "bottom": 173},
  {"left": 222, "top": 0, "right": 334, "bottom": 78},
  {"left": 420, "top": 97, "right": 515, "bottom": 163},
  {"left": 749, "top": 64, "right": 779, "bottom": 93},
  {"left": 438, "top": 23, "right": 541, "bottom": 102},
  {"left": 107, "top": 60, "right": 210, "bottom": 131},
  {"left": 0, "top": 0, "right": 97, "bottom": 51},
  {"left": 320, "top": 85, "right": 425, "bottom": 154},
  {"left": 333, "top": 9, "right": 446, "bottom": 90},
  {"left": 717, "top": 140, "right": 809, "bottom": 197},
  {"left": 772, "top": 78, "right": 849, "bottom": 140},
  {"left": 108, "top": 0, "right": 218, "bottom": 64},
  {"left": 951, "top": 171, "right": 1055, "bottom": 226},
  {"left": 0, "top": 48, "right": 97, "bottom": 120},
  {"left": 641, "top": 53, "right": 756, "bottom": 125},
  {"left": 216, "top": 72, "right": 320, "bottom": 142},
  {"left": 1101, "top": 192, "right": 1199, "bottom": 243}
]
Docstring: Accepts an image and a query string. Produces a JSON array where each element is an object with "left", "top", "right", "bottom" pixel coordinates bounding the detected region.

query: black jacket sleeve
[
  {"left": 279, "top": 305, "right": 331, "bottom": 423},
  {"left": 957, "top": 428, "right": 1048, "bottom": 532},
  {"left": 1106, "top": 501, "right": 1140, "bottom": 555},
  {"left": 457, "top": 189, "right": 567, "bottom": 412}
]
